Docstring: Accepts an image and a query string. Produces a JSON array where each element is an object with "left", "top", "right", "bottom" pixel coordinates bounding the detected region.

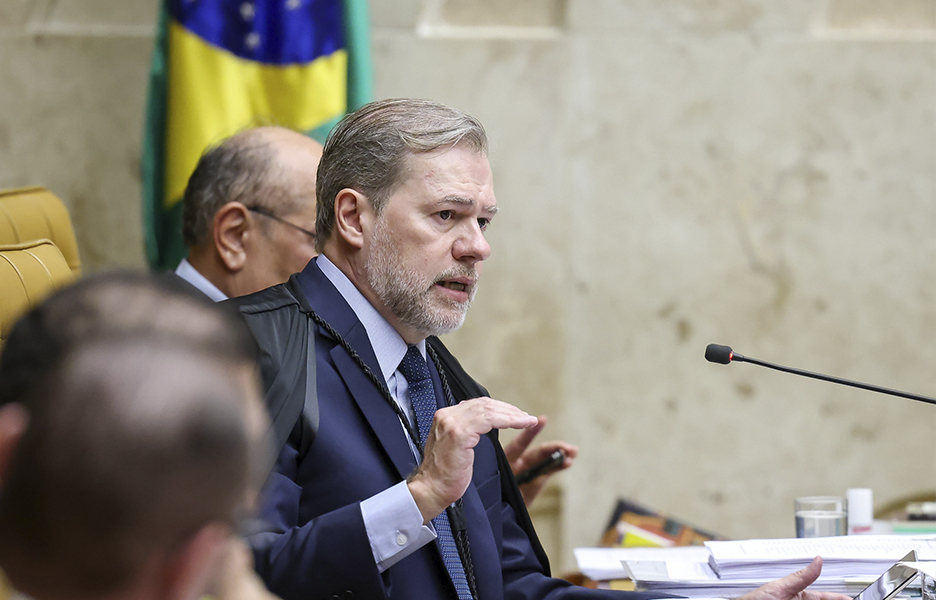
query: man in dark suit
[
  {"left": 233, "top": 98, "right": 847, "bottom": 600},
  {"left": 178, "top": 124, "right": 577, "bottom": 507}
]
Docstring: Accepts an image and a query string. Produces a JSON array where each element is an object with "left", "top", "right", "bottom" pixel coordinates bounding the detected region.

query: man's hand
[
  {"left": 503, "top": 415, "right": 578, "bottom": 506},
  {"left": 407, "top": 397, "right": 538, "bottom": 524},
  {"left": 738, "top": 557, "right": 852, "bottom": 600}
]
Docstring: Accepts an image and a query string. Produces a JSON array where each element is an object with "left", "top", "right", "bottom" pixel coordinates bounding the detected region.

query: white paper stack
[
  {"left": 578, "top": 536, "right": 936, "bottom": 598},
  {"left": 623, "top": 558, "right": 874, "bottom": 597},
  {"left": 573, "top": 546, "right": 712, "bottom": 581},
  {"left": 705, "top": 536, "right": 936, "bottom": 580}
]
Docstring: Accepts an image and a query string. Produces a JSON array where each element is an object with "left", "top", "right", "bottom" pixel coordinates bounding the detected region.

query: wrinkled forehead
[{"left": 398, "top": 145, "right": 494, "bottom": 193}]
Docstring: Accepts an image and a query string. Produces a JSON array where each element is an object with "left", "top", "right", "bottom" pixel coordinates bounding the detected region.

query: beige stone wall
[
  {"left": 2, "top": 0, "right": 934, "bottom": 575},
  {"left": 0, "top": 0, "right": 155, "bottom": 267}
]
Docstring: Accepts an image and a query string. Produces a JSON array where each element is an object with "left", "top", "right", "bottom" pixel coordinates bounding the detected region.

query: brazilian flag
[{"left": 142, "top": 0, "right": 372, "bottom": 270}]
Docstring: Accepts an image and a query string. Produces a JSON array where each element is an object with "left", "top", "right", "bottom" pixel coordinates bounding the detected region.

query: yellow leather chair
[
  {"left": 0, "top": 569, "right": 12, "bottom": 600},
  {"left": 0, "top": 186, "right": 81, "bottom": 276},
  {"left": 0, "top": 239, "right": 76, "bottom": 350}
]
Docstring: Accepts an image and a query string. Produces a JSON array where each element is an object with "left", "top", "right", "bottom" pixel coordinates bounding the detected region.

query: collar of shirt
[
  {"left": 316, "top": 255, "right": 427, "bottom": 430},
  {"left": 174, "top": 258, "right": 228, "bottom": 303}
]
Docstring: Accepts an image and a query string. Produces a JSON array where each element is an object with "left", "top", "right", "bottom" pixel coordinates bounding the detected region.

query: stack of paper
[
  {"left": 623, "top": 558, "right": 873, "bottom": 597},
  {"left": 573, "top": 546, "right": 712, "bottom": 581},
  {"left": 706, "top": 536, "right": 936, "bottom": 580},
  {"left": 576, "top": 536, "right": 936, "bottom": 598},
  {"left": 575, "top": 535, "right": 936, "bottom": 597}
]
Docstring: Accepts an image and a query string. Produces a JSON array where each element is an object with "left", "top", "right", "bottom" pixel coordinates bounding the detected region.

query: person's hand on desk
[
  {"left": 738, "top": 557, "right": 852, "bottom": 600},
  {"left": 503, "top": 415, "right": 578, "bottom": 506}
]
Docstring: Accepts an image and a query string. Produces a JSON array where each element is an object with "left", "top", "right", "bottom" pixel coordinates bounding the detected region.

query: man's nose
[{"left": 453, "top": 222, "right": 491, "bottom": 263}]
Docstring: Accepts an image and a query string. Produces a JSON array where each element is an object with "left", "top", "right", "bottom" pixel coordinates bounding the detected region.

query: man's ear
[
  {"left": 159, "top": 522, "right": 231, "bottom": 600},
  {"left": 213, "top": 203, "right": 251, "bottom": 272},
  {"left": 0, "top": 403, "right": 28, "bottom": 483},
  {"left": 333, "top": 189, "right": 372, "bottom": 250}
]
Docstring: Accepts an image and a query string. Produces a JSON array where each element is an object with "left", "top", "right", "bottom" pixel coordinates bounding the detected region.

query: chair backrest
[
  {"left": 0, "top": 186, "right": 81, "bottom": 276},
  {"left": 0, "top": 239, "right": 76, "bottom": 350}
]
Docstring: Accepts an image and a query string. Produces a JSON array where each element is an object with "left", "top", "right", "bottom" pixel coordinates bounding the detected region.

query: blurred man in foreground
[{"left": 0, "top": 273, "right": 273, "bottom": 600}]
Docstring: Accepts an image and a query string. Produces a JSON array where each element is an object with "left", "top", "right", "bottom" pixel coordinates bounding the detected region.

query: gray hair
[
  {"left": 181, "top": 130, "right": 304, "bottom": 248},
  {"left": 315, "top": 98, "right": 488, "bottom": 249}
]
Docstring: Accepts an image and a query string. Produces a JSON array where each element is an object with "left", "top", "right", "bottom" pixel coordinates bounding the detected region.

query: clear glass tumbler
[{"left": 794, "top": 496, "right": 847, "bottom": 538}]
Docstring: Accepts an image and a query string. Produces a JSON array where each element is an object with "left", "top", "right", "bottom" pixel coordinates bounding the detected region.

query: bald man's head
[
  {"left": 182, "top": 127, "right": 321, "bottom": 248},
  {"left": 182, "top": 127, "right": 322, "bottom": 298}
]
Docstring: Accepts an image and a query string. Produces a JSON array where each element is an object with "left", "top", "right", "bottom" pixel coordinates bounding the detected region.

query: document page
[
  {"left": 708, "top": 536, "right": 936, "bottom": 562},
  {"left": 706, "top": 536, "right": 936, "bottom": 580},
  {"left": 574, "top": 546, "right": 711, "bottom": 581}
]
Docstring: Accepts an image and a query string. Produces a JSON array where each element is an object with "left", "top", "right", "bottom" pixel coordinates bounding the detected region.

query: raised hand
[{"left": 407, "top": 397, "right": 538, "bottom": 523}]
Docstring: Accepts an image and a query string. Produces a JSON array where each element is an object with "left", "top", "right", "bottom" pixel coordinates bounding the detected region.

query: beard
[{"left": 365, "top": 218, "right": 478, "bottom": 338}]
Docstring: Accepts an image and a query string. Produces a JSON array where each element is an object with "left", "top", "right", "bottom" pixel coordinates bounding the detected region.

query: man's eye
[
  {"left": 438, "top": 210, "right": 453, "bottom": 221},
  {"left": 477, "top": 218, "right": 490, "bottom": 231}
]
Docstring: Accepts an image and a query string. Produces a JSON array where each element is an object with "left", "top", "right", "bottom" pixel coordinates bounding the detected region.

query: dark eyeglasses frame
[{"left": 247, "top": 206, "right": 316, "bottom": 240}]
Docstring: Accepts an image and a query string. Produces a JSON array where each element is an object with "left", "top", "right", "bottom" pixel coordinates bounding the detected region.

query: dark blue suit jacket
[{"left": 233, "top": 260, "right": 667, "bottom": 600}]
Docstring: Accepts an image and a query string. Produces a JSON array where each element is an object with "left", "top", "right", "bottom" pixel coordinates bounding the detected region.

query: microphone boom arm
[{"left": 709, "top": 345, "right": 936, "bottom": 405}]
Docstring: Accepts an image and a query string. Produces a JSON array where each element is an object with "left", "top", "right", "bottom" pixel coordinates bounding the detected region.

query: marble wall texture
[{"left": 2, "top": 0, "right": 934, "bottom": 573}]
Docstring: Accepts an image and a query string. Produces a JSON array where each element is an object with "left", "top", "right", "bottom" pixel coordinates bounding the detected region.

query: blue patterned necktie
[{"left": 398, "top": 345, "right": 472, "bottom": 600}]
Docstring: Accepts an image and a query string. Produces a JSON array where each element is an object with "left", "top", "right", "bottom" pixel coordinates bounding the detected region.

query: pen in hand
[{"left": 515, "top": 449, "right": 565, "bottom": 485}]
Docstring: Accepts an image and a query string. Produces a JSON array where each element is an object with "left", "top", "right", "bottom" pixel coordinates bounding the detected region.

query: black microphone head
[{"left": 705, "top": 344, "right": 734, "bottom": 364}]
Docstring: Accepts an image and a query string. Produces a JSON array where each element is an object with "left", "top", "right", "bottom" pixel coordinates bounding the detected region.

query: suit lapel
[
  {"left": 297, "top": 260, "right": 419, "bottom": 481},
  {"left": 330, "top": 325, "right": 419, "bottom": 479}
]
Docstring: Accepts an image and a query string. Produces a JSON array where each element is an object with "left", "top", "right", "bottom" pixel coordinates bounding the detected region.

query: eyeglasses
[{"left": 247, "top": 206, "right": 316, "bottom": 241}]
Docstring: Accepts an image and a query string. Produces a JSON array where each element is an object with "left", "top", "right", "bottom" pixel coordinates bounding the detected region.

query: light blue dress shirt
[{"left": 174, "top": 258, "right": 228, "bottom": 302}]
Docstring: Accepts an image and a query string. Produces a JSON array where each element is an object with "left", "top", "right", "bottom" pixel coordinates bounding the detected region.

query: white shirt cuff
[{"left": 361, "top": 481, "right": 437, "bottom": 572}]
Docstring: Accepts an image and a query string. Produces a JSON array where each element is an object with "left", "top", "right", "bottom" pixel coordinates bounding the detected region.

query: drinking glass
[{"left": 795, "top": 496, "right": 847, "bottom": 538}]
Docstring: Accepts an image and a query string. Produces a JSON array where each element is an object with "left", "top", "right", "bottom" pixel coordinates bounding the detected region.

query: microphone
[
  {"left": 704, "top": 343, "right": 936, "bottom": 405},
  {"left": 704, "top": 344, "right": 734, "bottom": 364}
]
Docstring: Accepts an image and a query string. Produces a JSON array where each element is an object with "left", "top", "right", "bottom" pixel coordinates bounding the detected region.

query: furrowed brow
[{"left": 438, "top": 196, "right": 499, "bottom": 214}]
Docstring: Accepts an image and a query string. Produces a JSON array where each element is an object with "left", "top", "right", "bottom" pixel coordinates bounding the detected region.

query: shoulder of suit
[{"left": 226, "top": 275, "right": 311, "bottom": 316}]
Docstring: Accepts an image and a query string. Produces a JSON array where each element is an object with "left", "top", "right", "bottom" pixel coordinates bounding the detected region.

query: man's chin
[
  {"left": 420, "top": 307, "right": 469, "bottom": 338},
  {"left": 430, "top": 318, "right": 466, "bottom": 337}
]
